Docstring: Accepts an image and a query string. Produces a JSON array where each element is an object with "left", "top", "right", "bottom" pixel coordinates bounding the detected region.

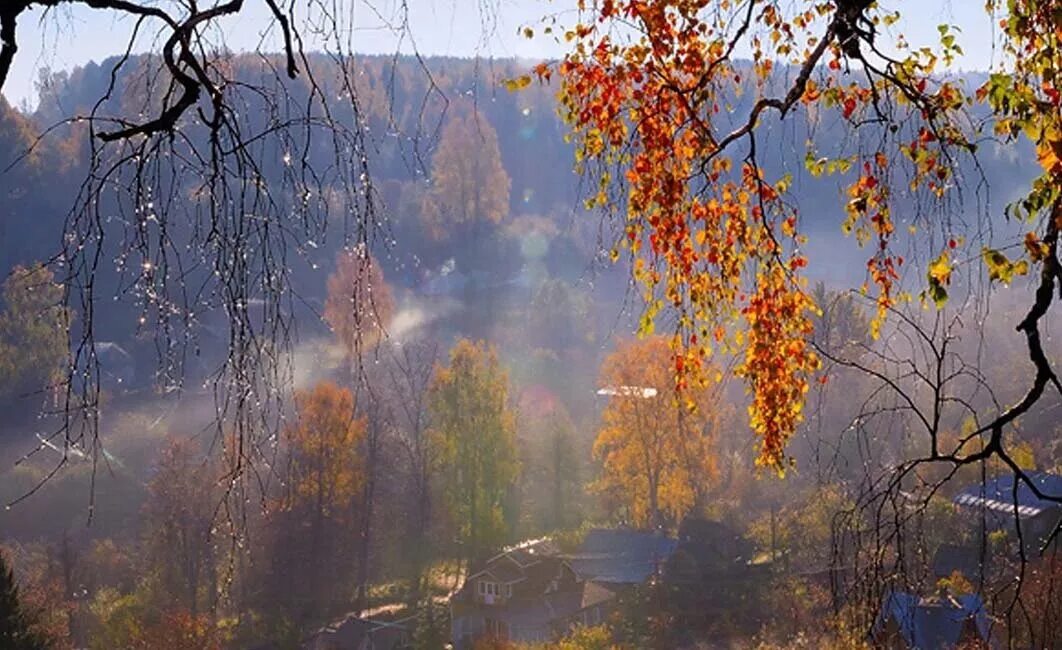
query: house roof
[
  {"left": 565, "top": 528, "right": 678, "bottom": 584},
  {"left": 931, "top": 544, "right": 982, "bottom": 579},
  {"left": 302, "top": 616, "right": 407, "bottom": 650},
  {"left": 497, "top": 581, "right": 615, "bottom": 630},
  {"left": 504, "top": 537, "right": 562, "bottom": 567},
  {"left": 554, "top": 580, "right": 615, "bottom": 613},
  {"left": 953, "top": 471, "right": 1062, "bottom": 518},
  {"left": 466, "top": 537, "right": 562, "bottom": 584},
  {"left": 477, "top": 557, "right": 526, "bottom": 584},
  {"left": 873, "top": 591, "right": 989, "bottom": 649},
  {"left": 454, "top": 555, "right": 576, "bottom": 611}
]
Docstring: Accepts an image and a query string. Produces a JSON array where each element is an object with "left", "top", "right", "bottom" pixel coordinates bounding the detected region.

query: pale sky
[{"left": 3, "top": 0, "right": 995, "bottom": 109}]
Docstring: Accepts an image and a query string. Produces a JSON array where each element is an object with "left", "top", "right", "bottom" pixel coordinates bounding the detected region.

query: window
[
  {"left": 504, "top": 584, "right": 512, "bottom": 598},
  {"left": 580, "top": 607, "right": 601, "bottom": 626},
  {"left": 479, "top": 581, "right": 499, "bottom": 597}
]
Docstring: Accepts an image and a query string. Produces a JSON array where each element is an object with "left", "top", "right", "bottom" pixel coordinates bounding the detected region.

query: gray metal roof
[
  {"left": 953, "top": 471, "right": 1062, "bottom": 518},
  {"left": 566, "top": 528, "right": 678, "bottom": 584}
]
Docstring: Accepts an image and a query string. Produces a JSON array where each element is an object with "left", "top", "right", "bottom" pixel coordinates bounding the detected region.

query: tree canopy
[
  {"left": 324, "top": 248, "right": 395, "bottom": 360},
  {"left": 594, "top": 336, "right": 721, "bottom": 529},
  {"left": 0, "top": 264, "right": 67, "bottom": 403},
  {"left": 428, "top": 339, "right": 519, "bottom": 563},
  {"left": 422, "top": 109, "right": 512, "bottom": 239}
]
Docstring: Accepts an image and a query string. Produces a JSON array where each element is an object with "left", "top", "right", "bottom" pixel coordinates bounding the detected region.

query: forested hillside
[{"left": 0, "top": 49, "right": 1058, "bottom": 649}]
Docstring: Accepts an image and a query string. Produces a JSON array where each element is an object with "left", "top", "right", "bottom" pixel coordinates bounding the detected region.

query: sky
[{"left": 2, "top": 0, "right": 994, "bottom": 109}]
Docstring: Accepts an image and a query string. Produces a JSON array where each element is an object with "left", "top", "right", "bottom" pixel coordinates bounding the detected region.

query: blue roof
[
  {"left": 565, "top": 528, "right": 678, "bottom": 585},
  {"left": 953, "top": 471, "right": 1062, "bottom": 517},
  {"left": 874, "top": 591, "right": 989, "bottom": 649}
]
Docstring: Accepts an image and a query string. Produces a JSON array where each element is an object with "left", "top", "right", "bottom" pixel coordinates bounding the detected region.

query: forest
[{"left": 0, "top": 1, "right": 1059, "bottom": 649}]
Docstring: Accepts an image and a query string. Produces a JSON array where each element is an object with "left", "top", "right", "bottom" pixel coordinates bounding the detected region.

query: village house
[
  {"left": 866, "top": 471, "right": 1062, "bottom": 649},
  {"left": 952, "top": 471, "right": 1061, "bottom": 555},
  {"left": 871, "top": 591, "right": 989, "bottom": 649},
  {"left": 300, "top": 615, "right": 409, "bottom": 650},
  {"left": 450, "top": 526, "right": 701, "bottom": 648},
  {"left": 449, "top": 538, "right": 616, "bottom": 648},
  {"left": 564, "top": 528, "right": 679, "bottom": 586}
]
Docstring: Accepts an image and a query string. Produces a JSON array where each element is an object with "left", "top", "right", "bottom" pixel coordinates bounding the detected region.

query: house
[
  {"left": 301, "top": 615, "right": 409, "bottom": 650},
  {"left": 662, "top": 518, "right": 770, "bottom": 633},
  {"left": 871, "top": 591, "right": 989, "bottom": 649},
  {"left": 931, "top": 543, "right": 982, "bottom": 582},
  {"left": 672, "top": 518, "right": 751, "bottom": 570},
  {"left": 952, "top": 471, "right": 1062, "bottom": 551},
  {"left": 564, "top": 528, "right": 679, "bottom": 586},
  {"left": 450, "top": 538, "right": 616, "bottom": 648},
  {"left": 451, "top": 528, "right": 690, "bottom": 647}
]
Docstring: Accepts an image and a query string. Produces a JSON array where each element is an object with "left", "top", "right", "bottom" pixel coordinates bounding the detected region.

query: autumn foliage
[
  {"left": 282, "top": 381, "right": 365, "bottom": 517},
  {"left": 422, "top": 109, "right": 512, "bottom": 239},
  {"left": 0, "top": 263, "right": 67, "bottom": 401},
  {"left": 0, "top": 550, "right": 53, "bottom": 650},
  {"left": 143, "top": 439, "right": 219, "bottom": 617},
  {"left": 324, "top": 249, "right": 395, "bottom": 358},
  {"left": 553, "top": 2, "right": 827, "bottom": 472},
  {"left": 594, "top": 336, "right": 721, "bottom": 528},
  {"left": 267, "top": 381, "right": 366, "bottom": 618},
  {"left": 548, "top": 0, "right": 1062, "bottom": 472}
]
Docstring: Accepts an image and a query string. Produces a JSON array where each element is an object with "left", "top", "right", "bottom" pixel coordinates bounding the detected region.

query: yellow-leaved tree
[
  {"left": 266, "top": 380, "right": 365, "bottom": 621},
  {"left": 422, "top": 109, "right": 511, "bottom": 240},
  {"left": 284, "top": 381, "right": 365, "bottom": 512},
  {"left": 594, "top": 336, "right": 722, "bottom": 529}
]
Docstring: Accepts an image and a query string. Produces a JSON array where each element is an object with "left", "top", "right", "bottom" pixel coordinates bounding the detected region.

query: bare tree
[
  {"left": 820, "top": 294, "right": 1060, "bottom": 646},
  {"left": 382, "top": 338, "right": 438, "bottom": 600},
  {"left": 0, "top": 3, "right": 398, "bottom": 526}
]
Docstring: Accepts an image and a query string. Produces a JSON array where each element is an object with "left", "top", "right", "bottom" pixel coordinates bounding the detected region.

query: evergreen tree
[{"left": 0, "top": 551, "right": 51, "bottom": 650}]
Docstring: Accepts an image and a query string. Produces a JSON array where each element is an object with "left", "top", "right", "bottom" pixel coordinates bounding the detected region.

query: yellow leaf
[
  {"left": 927, "top": 251, "right": 951, "bottom": 285},
  {"left": 982, "top": 247, "right": 1027, "bottom": 284},
  {"left": 1036, "top": 137, "right": 1062, "bottom": 173},
  {"left": 503, "top": 75, "right": 532, "bottom": 92},
  {"left": 926, "top": 251, "right": 951, "bottom": 308}
]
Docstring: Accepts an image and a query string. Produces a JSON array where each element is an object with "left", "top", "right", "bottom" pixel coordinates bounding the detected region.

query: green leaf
[{"left": 927, "top": 282, "right": 948, "bottom": 308}]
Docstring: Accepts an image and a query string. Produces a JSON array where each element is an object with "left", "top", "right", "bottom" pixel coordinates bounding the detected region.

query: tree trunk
[{"left": 356, "top": 406, "right": 380, "bottom": 615}]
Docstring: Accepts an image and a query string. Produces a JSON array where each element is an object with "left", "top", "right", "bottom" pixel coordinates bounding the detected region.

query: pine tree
[{"left": 0, "top": 551, "right": 50, "bottom": 650}]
